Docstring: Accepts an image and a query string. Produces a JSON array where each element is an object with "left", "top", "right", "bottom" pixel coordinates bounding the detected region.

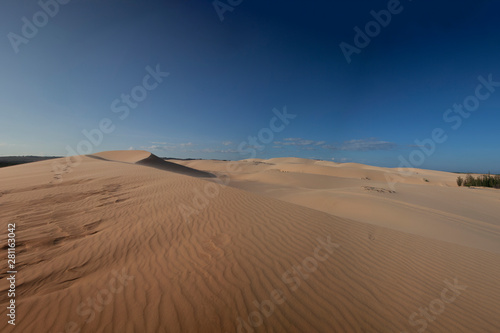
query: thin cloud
[
  {"left": 143, "top": 142, "right": 194, "bottom": 151},
  {"left": 199, "top": 148, "right": 238, "bottom": 153},
  {"left": 142, "top": 145, "right": 176, "bottom": 151},
  {"left": 341, "top": 139, "right": 397, "bottom": 151},
  {"left": 274, "top": 138, "right": 323, "bottom": 146},
  {"left": 323, "top": 138, "right": 398, "bottom": 151}
]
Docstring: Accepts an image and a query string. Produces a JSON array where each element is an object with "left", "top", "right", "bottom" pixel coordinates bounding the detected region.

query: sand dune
[
  {"left": 1, "top": 152, "right": 499, "bottom": 332},
  {"left": 173, "top": 158, "right": 500, "bottom": 253},
  {"left": 92, "top": 150, "right": 153, "bottom": 163},
  {"left": 175, "top": 158, "right": 458, "bottom": 186},
  {"left": 92, "top": 150, "right": 215, "bottom": 178}
]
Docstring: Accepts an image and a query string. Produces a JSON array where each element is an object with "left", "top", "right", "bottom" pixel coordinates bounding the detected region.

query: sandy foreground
[{"left": 1, "top": 151, "right": 499, "bottom": 332}]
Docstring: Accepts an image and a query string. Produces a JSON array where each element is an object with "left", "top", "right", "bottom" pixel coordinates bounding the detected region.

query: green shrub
[
  {"left": 464, "top": 174, "right": 475, "bottom": 186},
  {"left": 461, "top": 173, "right": 500, "bottom": 188}
]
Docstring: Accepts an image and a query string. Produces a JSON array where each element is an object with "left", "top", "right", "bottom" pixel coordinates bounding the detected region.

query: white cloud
[
  {"left": 323, "top": 138, "right": 397, "bottom": 151},
  {"left": 199, "top": 148, "right": 238, "bottom": 154},
  {"left": 272, "top": 137, "right": 398, "bottom": 151},
  {"left": 142, "top": 142, "right": 194, "bottom": 152},
  {"left": 142, "top": 144, "right": 176, "bottom": 151},
  {"left": 274, "top": 138, "right": 323, "bottom": 146}
]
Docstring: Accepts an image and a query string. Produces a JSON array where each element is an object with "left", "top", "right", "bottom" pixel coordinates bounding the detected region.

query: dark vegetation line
[
  {"left": 0, "top": 156, "right": 59, "bottom": 168},
  {"left": 456, "top": 173, "right": 500, "bottom": 188}
]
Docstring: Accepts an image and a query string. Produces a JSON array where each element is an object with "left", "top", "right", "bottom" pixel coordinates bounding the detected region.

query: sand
[
  {"left": 177, "top": 158, "right": 500, "bottom": 254},
  {"left": 1, "top": 151, "right": 499, "bottom": 332}
]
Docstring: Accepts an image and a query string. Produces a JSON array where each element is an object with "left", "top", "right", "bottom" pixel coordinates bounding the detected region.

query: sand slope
[
  {"left": 175, "top": 158, "right": 500, "bottom": 253},
  {"left": 1, "top": 152, "right": 499, "bottom": 332}
]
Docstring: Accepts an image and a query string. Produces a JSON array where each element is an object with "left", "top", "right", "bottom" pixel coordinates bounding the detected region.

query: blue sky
[{"left": 1, "top": 0, "right": 499, "bottom": 172}]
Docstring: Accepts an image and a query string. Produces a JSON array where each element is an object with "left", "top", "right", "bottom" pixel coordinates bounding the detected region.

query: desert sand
[{"left": 1, "top": 150, "right": 499, "bottom": 332}]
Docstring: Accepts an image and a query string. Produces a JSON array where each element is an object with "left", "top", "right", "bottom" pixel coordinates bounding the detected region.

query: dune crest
[{"left": 92, "top": 150, "right": 215, "bottom": 178}]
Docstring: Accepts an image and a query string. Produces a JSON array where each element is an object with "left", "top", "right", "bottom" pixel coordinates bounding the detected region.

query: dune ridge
[{"left": 92, "top": 150, "right": 215, "bottom": 178}]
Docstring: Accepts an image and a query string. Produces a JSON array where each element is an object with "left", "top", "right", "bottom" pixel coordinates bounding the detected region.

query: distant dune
[
  {"left": 176, "top": 158, "right": 500, "bottom": 253},
  {"left": 1, "top": 151, "right": 499, "bottom": 332}
]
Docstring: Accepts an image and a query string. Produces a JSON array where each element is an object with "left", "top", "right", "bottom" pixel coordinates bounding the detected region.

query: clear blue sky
[{"left": 1, "top": 0, "right": 499, "bottom": 173}]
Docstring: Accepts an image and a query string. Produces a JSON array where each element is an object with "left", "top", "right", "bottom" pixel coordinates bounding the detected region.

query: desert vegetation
[{"left": 457, "top": 173, "right": 500, "bottom": 188}]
